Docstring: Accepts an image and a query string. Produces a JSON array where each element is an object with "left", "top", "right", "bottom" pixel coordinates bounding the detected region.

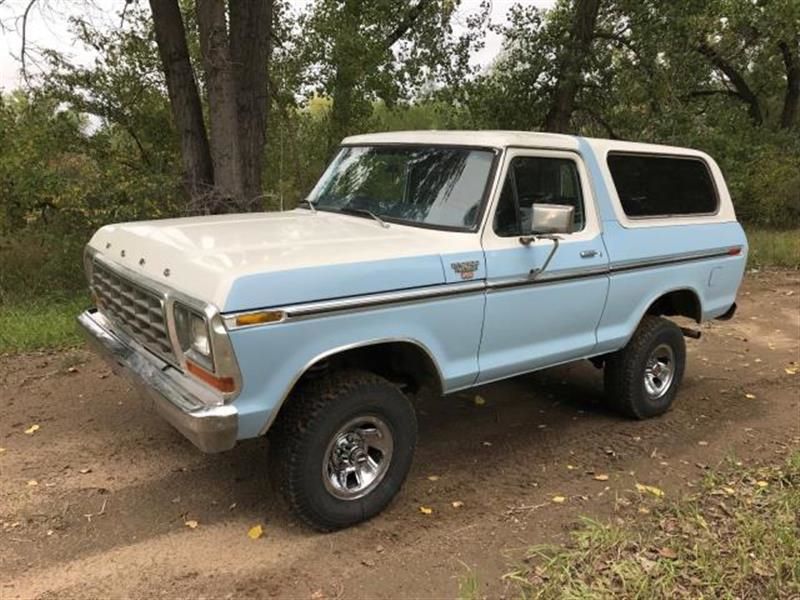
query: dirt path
[{"left": 1, "top": 271, "right": 798, "bottom": 599}]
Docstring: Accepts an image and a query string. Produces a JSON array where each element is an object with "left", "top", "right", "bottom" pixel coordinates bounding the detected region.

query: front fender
[{"left": 227, "top": 291, "right": 485, "bottom": 439}]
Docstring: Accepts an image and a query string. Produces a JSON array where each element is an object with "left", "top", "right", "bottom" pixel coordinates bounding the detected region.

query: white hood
[{"left": 88, "top": 210, "right": 475, "bottom": 310}]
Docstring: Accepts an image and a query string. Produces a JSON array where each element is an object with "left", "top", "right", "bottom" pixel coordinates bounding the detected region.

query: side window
[
  {"left": 493, "top": 156, "right": 585, "bottom": 237},
  {"left": 607, "top": 153, "right": 718, "bottom": 217}
]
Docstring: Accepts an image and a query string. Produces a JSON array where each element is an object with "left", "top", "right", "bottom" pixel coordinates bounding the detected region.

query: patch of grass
[
  {"left": 746, "top": 228, "right": 800, "bottom": 268},
  {"left": 0, "top": 294, "right": 88, "bottom": 353},
  {"left": 458, "top": 565, "right": 482, "bottom": 600},
  {"left": 504, "top": 452, "right": 800, "bottom": 599}
]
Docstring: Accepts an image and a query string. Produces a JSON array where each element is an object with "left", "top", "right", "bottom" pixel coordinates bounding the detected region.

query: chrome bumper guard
[{"left": 77, "top": 309, "right": 238, "bottom": 453}]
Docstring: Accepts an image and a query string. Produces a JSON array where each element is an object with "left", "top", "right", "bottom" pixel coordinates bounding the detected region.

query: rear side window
[{"left": 607, "top": 153, "right": 718, "bottom": 218}]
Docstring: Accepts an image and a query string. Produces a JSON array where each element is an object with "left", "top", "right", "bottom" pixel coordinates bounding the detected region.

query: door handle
[{"left": 580, "top": 250, "right": 599, "bottom": 258}]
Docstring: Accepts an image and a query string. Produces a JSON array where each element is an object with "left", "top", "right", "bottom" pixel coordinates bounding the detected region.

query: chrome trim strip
[
  {"left": 223, "top": 280, "right": 486, "bottom": 330},
  {"left": 486, "top": 264, "right": 609, "bottom": 291},
  {"left": 258, "top": 337, "right": 446, "bottom": 436},
  {"left": 225, "top": 246, "right": 740, "bottom": 327},
  {"left": 286, "top": 280, "right": 486, "bottom": 318},
  {"left": 609, "top": 246, "right": 735, "bottom": 273}
]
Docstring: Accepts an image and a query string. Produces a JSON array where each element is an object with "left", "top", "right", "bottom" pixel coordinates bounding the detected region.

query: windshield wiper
[
  {"left": 297, "top": 199, "right": 316, "bottom": 214},
  {"left": 339, "top": 207, "right": 390, "bottom": 229}
]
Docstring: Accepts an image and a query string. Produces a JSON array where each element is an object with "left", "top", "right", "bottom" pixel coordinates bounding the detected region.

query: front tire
[
  {"left": 270, "top": 369, "right": 417, "bottom": 531},
  {"left": 604, "top": 316, "right": 686, "bottom": 419}
]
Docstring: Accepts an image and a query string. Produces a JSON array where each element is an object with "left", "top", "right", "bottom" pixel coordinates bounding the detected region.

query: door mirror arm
[
  {"left": 518, "top": 203, "right": 574, "bottom": 279},
  {"left": 525, "top": 234, "right": 562, "bottom": 280}
]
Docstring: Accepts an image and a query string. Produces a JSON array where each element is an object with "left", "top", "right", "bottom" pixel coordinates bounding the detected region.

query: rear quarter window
[{"left": 607, "top": 153, "right": 718, "bottom": 218}]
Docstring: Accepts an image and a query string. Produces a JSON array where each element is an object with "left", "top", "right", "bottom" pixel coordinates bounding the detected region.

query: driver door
[{"left": 477, "top": 148, "right": 610, "bottom": 383}]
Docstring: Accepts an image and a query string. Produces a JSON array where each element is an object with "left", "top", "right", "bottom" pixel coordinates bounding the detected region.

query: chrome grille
[{"left": 92, "top": 261, "right": 176, "bottom": 364}]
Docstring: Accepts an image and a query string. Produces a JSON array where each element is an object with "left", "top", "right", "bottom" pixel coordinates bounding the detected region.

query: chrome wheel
[
  {"left": 323, "top": 416, "right": 394, "bottom": 500},
  {"left": 644, "top": 343, "right": 675, "bottom": 400}
]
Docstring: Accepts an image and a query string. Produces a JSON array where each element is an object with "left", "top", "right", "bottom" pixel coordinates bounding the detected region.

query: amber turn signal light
[
  {"left": 235, "top": 310, "right": 285, "bottom": 327},
  {"left": 186, "top": 359, "right": 236, "bottom": 393}
]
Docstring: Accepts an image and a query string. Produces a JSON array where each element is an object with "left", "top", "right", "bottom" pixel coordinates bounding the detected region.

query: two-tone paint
[{"left": 83, "top": 130, "right": 747, "bottom": 447}]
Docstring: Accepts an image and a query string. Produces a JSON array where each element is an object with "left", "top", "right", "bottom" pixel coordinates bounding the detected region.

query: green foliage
[
  {"left": 746, "top": 229, "right": 800, "bottom": 269},
  {"left": 0, "top": 294, "right": 87, "bottom": 353},
  {"left": 0, "top": 0, "right": 797, "bottom": 313},
  {"left": 294, "top": 0, "right": 487, "bottom": 150}
]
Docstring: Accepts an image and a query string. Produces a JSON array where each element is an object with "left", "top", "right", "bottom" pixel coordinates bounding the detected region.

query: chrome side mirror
[
  {"left": 519, "top": 203, "right": 574, "bottom": 245},
  {"left": 519, "top": 204, "right": 575, "bottom": 280},
  {"left": 531, "top": 203, "right": 574, "bottom": 235}
]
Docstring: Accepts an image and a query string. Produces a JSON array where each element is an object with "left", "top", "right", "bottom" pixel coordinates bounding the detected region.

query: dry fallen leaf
[
  {"left": 427, "top": 475, "right": 440, "bottom": 482},
  {"left": 24, "top": 424, "right": 40, "bottom": 435},
  {"left": 722, "top": 486, "right": 736, "bottom": 495},
  {"left": 756, "top": 480, "right": 769, "bottom": 488},
  {"left": 419, "top": 506, "right": 433, "bottom": 515},
  {"left": 785, "top": 367, "right": 797, "bottom": 375},
  {"left": 451, "top": 501, "right": 464, "bottom": 508},
  {"left": 185, "top": 520, "right": 199, "bottom": 529},
  {"left": 551, "top": 496, "right": 566, "bottom": 504},
  {"left": 473, "top": 395, "right": 486, "bottom": 406},
  {"left": 593, "top": 474, "right": 609, "bottom": 481},
  {"left": 658, "top": 547, "right": 678, "bottom": 559},
  {"left": 27, "top": 479, "right": 38, "bottom": 486},
  {"left": 247, "top": 524, "right": 264, "bottom": 540},
  {"left": 635, "top": 483, "right": 665, "bottom": 498},
  {"left": 638, "top": 507, "right": 650, "bottom": 514}
]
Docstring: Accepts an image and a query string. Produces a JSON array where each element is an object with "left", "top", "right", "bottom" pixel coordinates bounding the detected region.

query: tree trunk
[
  {"left": 230, "top": 0, "right": 273, "bottom": 210},
  {"left": 779, "top": 39, "right": 799, "bottom": 130},
  {"left": 544, "top": 0, "right": 601, "bottom": 133},
  {"left": 328, "top": 64, "right": 358, "bottom": 153},
  {"left": 326, "top": 0, "right": 362, "bottom": 154},
  {"left": 148, "top": 0, "right": 214, "bottom": 201},
  {"left": 197, "top": 0, "right": 245, "bottom": 210}
]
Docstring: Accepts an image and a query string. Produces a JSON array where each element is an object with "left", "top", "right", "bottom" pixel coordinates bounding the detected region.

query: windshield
[{"left": 305, "top": 145, "right": 496, "bottom": 230}]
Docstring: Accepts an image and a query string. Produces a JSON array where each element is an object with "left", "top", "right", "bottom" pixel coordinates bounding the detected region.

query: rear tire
[
  {"left": 269, "top": 369, "right": 417, "bottom": 531},
  {"left": 604, "top": 316, "right": 686, "bottom": 419}
]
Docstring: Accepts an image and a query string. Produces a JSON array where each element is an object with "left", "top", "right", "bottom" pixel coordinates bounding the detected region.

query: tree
[
  {"left": 149, "top": 0, "right": 214, "bottom": 202},
  {"left": 298, "top": 0, "right": 486, "bottom": 153},
  {"left": 543, "top": 0, "right": 602, "bottom": 133},
  {"left": 150, "top": 0, "right": 274, "bottom": 212},
  {"left": 4, "top": 0, "right": 275, "bottom": 212}
]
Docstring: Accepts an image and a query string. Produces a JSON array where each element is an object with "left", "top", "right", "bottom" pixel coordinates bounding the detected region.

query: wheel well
[
  {"left": 646, "top": 289, "right": 702, "bottom": 323},
  {"left": 295, "top": 341, "right": 444, "bottom": 397}
]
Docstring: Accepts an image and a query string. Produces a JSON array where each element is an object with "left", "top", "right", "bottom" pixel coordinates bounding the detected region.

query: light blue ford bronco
[{"left": 78, "top": 130, "right": 747, "bottom": 529}]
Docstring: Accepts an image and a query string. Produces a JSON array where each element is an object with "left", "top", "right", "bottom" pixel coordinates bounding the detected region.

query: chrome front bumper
[{"left": 77, "top": 309, "right": 238, "bottom": 453}]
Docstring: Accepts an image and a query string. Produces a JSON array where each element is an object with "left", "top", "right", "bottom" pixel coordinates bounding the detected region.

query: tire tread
[
  {"left": 604, "top": 316, "right": 685, "bottom": 419},
  {"left": 270, "top": 369, "right": 412, "bottom": 531}
]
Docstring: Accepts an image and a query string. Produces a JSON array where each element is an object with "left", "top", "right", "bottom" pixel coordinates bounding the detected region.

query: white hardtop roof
[{"left": 342, "top": 130, "right": 709, "bottom": 159}]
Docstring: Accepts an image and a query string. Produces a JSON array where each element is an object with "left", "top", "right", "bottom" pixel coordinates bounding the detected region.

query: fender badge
[{"left": 451, "top": 260, "right": 479, "bottom": 280}]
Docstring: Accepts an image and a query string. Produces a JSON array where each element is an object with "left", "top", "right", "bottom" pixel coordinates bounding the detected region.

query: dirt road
[{"left": 1, "top": 271, "right": 798, "bottom": 599}]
